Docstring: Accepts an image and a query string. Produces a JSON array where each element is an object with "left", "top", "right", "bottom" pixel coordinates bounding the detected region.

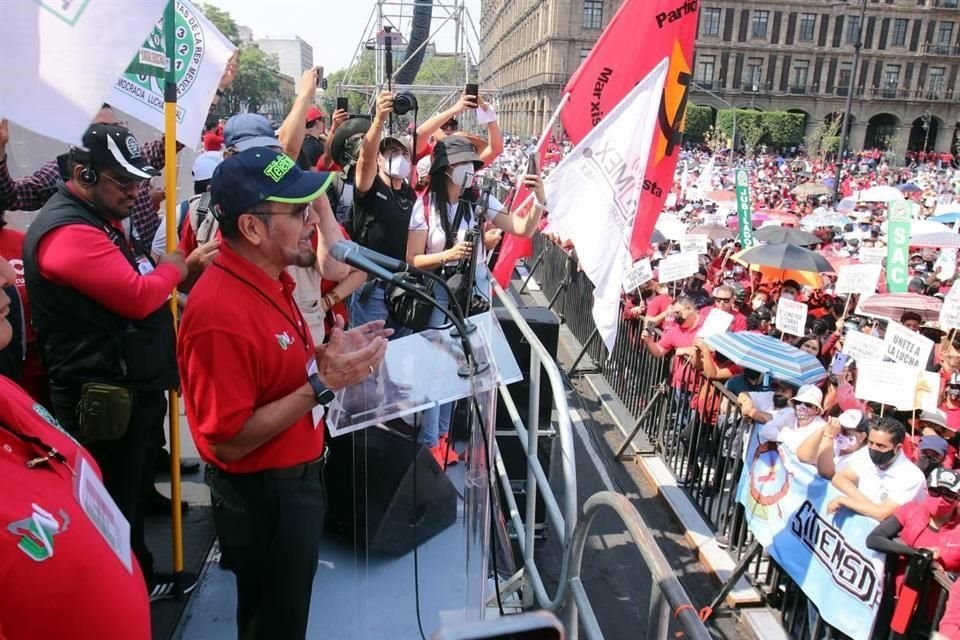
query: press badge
[
  {"left": 307, "top": 358, "right": 325, "bottom": 429},
  {"left": 135, "top": 256, "right": 155, "bottom": 276},
  {"left": 75, "top": 455, "right": 133, "bottom": 573}
]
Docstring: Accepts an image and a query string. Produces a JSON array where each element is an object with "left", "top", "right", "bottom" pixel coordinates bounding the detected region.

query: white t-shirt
[
  {"left": 408, "top": 193, "right": 504, "bottom": 258},
  {"left": 835, "top": 445, "right": 870, "bottom": 474},
  {"left": 848, "top": 450, "right": 926, "bottom": 507},
  {"left": 778, "top": 417, "right": 828, "bottom": 452}
]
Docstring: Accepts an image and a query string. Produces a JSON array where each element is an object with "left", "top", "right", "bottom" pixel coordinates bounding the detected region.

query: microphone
[
  {"left": 330, "top": 241, "right": 410, "bottom": 276},
  {"left": 474, "top": 176, "right": 494, "bottom": 220}
]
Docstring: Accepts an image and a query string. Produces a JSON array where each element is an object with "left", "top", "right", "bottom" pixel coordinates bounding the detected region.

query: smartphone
[
  {"left": 314, "top": 66, "right": 325, "bottom": 87},
  {"left": 336, "top": 97, "right": 349, "bottom": 113},
  {"left": 830, "top": 352, "right": 849, "bottom": 376},
  {"left": 526, "top": 153, "right": 538, "bottom": 176},
  {"left": 465, "top": 83, "right": 479, "bottom": 107}
]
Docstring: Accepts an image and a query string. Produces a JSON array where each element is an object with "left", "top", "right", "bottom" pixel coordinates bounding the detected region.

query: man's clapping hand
[{"left": 314, "top": 318, "right": 393, "bottom": 390}]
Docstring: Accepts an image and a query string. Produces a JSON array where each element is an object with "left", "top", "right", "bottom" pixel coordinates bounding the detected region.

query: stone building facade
[{"left": 480, "top": 0, "right": 960, "bottom": 155}]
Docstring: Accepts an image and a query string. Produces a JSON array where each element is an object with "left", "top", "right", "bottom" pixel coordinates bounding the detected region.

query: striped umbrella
[
  {"left": 858, "top": 293, "right": 942, "bottom": 322},
  {"left": 704, "top": 332, "right": 826, "bottom": 387},
  {"left": 909, "top": 232, "right": 960, "bottom": 249}
]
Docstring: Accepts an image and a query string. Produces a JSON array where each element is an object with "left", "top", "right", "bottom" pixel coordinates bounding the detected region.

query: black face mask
[
  {"left": 916, "top": 456, "right": 939, "bottom": 476},
  {"left": 868, "top": 448, "right": 897, "bottom": 467},
  {"left": 773, "top": 394, "right": 790, "bottom": 409}
]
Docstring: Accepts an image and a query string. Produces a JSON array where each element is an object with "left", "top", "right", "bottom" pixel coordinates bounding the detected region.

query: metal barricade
[
  {"left": 490, "top": 282, "right": 711, "bottom": 640},
  {"left": 519, "top": 237, "right": 959, "bottom": 639}
]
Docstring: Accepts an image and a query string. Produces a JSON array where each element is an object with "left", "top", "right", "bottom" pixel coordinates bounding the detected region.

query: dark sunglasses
[
  {"left": 929, "top": 486, "right": 960, "bottom": 502},
  {"left": 794, "top": 401, "right": 819, "bottom": 409},
  {"left": 714, "top": 297, "right": 733, "bottom": 303}
]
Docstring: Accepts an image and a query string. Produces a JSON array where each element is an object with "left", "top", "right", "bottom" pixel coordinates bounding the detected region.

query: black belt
[{"left": 214, "top": 447, "right": 330, "bottom": 481}]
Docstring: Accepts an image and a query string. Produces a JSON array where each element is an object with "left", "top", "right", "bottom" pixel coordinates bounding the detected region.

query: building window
[
  {"left": 701, "top": 8, "right": 721, "bottom": 36},
  {"left": 927, "top": 67, "right": 945, "bottom": 98},
  {"left": 891, "top": 18, "right": 908, "bottom": 47},
  {"left": 937, "top": 22, "right": 954, "bottom": 45},
  {"left": 744, "top": 57, "right": 763, "bottom": 89},
  {"left": 580, "top": 47, "right": 592, "bottom": 63},
  {"left": 837, "top": 64, "right": 852, "bottom": 96},
  {"left": 846, "top": 16, "right": 861, "bottom": 44},
  {"left": 752, "top": 10, "right": 769, "bottom": 38},
  {"left": 798, "top": 13, "right": 816, "bottom": 41},
  {"left": 791, "top": 61, "right": 810, "bottom": 93},
  {"left": 695, "top": 55, "right": 716, "bottom": 88},
  {"left": 883, "top": 64, "right": 901, "bottom": 98},
  {"left": 582, "top": 0, "right": 603, "bottom": 30}
]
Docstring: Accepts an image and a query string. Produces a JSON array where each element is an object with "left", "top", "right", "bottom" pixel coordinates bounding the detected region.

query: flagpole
[
  {"left": 510, "top": 93, "right": 570, "bottom": 210},
  {"left": 162, "top": 0, "right": 185, "bottom": 589}
]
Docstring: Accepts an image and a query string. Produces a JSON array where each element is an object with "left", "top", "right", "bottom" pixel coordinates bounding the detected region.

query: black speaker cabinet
[{"left": 324, "top": 426, "right": 458, "bottom": 555}]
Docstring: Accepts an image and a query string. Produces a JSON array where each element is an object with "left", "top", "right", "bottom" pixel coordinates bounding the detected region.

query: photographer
[{"left": 404, "top": 136, "right": 546, "bottom": 465}]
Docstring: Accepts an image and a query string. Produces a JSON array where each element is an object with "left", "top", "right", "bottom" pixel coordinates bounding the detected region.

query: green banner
[
  {"left": 735, "top": 169, "right": 756, "bottom": 248},
  {"left": 886, "top": 200, "right": 915, "bottom": 293},
  {"left": 124, "top": 20, "right": 167, "bottom": 79}
]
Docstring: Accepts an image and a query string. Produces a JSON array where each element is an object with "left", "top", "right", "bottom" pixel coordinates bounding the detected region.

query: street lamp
[
  {"left": 832, "top": 0, "right": 868, "bottom": 204},
  {"left": 922, "top": 112, "right": 932, "bottom": 154},
  {"left": 691, "top": 81, "right": 738, "bottom": 167}
]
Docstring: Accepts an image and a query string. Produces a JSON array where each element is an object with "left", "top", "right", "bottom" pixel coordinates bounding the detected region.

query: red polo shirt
[
  {"left": 178, "top": 242, "right": 323, "bottom": 473},
  {"left": 0, "top": 376, "right": 149, "bottom": 640}
]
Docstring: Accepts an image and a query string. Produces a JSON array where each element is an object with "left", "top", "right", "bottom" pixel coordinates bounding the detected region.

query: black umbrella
[
  {"left": 735, "top": 242, "right": 833, "bottom": 273},
  {"left": 754, "top": 226, "right": 821, "bottom": 246},
  {"left": 688, "top": 224, "right": 735, "bottom": 241},
  {"left": 650, "top": 228, "right": 667, "bottom": 244}
]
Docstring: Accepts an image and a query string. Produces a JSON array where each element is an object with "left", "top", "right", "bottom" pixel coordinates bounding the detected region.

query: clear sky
[{"left": 207, "top": 0, "right": 483, "bottom": 75}]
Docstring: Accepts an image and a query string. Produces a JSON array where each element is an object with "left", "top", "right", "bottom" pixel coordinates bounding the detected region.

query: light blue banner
[{"left": 737, "top": 428, "right": 886, "bottom": 640}]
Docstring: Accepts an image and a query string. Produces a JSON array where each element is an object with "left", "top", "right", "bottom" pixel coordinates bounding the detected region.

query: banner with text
[
  {"left": 735, "top": 169, "right": 756, "bottom": 248},
  {"left": 885, "top": 201, "right": 915, "bottom": 293},
  {"left": 835, "top": 264, "right": 882, "bottom": 296},
  {"left": 738, "top": 429, "right": 885, "bottom": 640},
  {"left": 108, "top": 0, "right": 236, "bottom": 148},
  {"left": 775, "top": 298, "right": 808, "bottom": 337}
]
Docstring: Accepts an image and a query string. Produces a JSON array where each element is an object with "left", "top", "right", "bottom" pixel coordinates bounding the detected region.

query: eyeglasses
[
  {"left": 100, "top": 172, "right": 146, "bottom": 191},
  {"left": 929, "top": 486, "right": 960, "bottom": 502},
  {"left": 250, "top": 203, "right": 311, "bottom": 223},
  {"left": 794, "top": 401, "right": 819, "bottom": 409},
  {"left": 714, "top": 297, "right": 733, "bottom": 303}
]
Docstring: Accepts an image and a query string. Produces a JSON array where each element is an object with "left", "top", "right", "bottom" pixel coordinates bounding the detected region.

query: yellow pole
[{"left": 162, "top": 0, "right": 184, "bottom": 580}]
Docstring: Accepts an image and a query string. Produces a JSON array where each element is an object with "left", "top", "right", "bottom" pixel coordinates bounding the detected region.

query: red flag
[
  {"left": 560, "top": 0, "right": 698, "bottom": 259},
  {"left": 491, "top": 130, "right": 550, "bottom": 287}
]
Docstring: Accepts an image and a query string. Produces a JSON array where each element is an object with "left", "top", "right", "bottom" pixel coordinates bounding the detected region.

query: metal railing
[
  {"left": 489, "top": 282, "right": 711, "bottom": 640},
  {"left": 523, "top": 234, "right": 960, "bottom": 638}
]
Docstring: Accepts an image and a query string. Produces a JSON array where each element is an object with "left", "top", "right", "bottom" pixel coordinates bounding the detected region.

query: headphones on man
[{"left": 69, "top": 148, "right": 99, "bottom": 186}]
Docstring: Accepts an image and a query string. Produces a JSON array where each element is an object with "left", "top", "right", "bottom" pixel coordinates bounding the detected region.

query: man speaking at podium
[{"left": 178, "top": 147, "right": 390, "bottom": 640}]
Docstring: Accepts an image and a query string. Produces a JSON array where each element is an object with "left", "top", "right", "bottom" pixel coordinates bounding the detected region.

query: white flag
[
  {"left": 544, "top": 59, "right": 668, "bottom": 350},
  {"left": 0, "top": 0, "right": 167, "bottom": 145},
  {"left": 108, "top": 0, "right": 236, "bottom": 148}
]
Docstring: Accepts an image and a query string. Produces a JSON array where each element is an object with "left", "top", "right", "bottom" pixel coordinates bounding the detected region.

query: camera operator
[{"left": 404, "top": 136, "right": 546, "bottom": 465}]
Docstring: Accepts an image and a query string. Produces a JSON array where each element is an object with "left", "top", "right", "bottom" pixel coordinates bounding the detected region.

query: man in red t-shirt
[
  {"left": 641, "top": 296, "right": 704, "bottom": 391},
  {"left": 179, "top": 148, "right": 390, "bottom": 639},
  {"left": 698, "top": 284, "right": 747, "bottom": 332},
  {"left": 0, "top": 257, "right": 150, "bottom": 640}
]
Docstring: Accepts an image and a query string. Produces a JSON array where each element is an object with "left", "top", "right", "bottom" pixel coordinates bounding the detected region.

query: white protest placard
[
  {"left": 936, "top": 249, "right": 957, "bottom": 281},
  {"left": 681, "top": 234, "right": 709, "bottom": 255},
  {"left": 855, "top": 360, "right": 915, "bottom": 409},
  {"left": 835, "top": 264, "right": 882, "bottom": 296},
  {"left": 841, "top": 331, "right": 885, "bottom": 364},
  {"left": 915, "top": 371, "right": 941, "bottom": 413},
  {"left": 775, "top": 298, "right": 808, "bottom": 337},
  {"left": 658, "top": 252, "right": 699, "bottom": 283},
  {"left": 883, "top": 320, "right": 934, "bottom": 369},
  {"left": 698, "top": 309, "right": 734, "bottom": 338},
  {"left": 941, "top": 284, "right": 960, "bottom": 330},
  {"left": 857, "top": 248, "right": 886, "bottom": 265},
  {"left": 622, "top": 259, "right": 653, "bottom": 293}
]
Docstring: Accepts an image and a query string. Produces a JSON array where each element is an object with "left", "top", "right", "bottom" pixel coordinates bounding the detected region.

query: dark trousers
[
  {"left": 50, "top": 387, "right": 166, "bottom": 580},
  {"left": 207, "top": 465, "right": 326, "bottom": 640}
]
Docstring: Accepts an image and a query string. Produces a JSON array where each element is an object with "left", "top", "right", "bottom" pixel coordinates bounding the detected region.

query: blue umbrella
[
  {"left": 821, "top": 177, "right": 836, "bottom": 188},
  {"left": 932, "top": 212, "right": 960, "bottom": 224},
  {"left": 704, "top": 332, "right": 826, "bottom": 387},
  {"left": 897, "top": 183, "right": 922, "bottom": 193}
]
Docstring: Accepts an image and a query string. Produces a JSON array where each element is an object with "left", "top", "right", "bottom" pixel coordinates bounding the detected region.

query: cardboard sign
[
  {"left": 841, "top": 331, "right": 885, "bottom": 364},
  {"left": 883, "top": 320, "right": 934, "bottom": 370},
  {"left": 775, "top": 298, "right": 808, "bottom": 338},
  {"left": 857, "top": 248, "right": 886, "bottom": 265},
  {"left": 622, "top": 258, "right": 653, "bottom": 293},
  {"left": 936, "top": 248, "right": 957, "bottom": 281},
  {"left": 940, "top": 283, "right": 960, "bottom": 330},
  {"left": 658, "top": 252, "right": 699, "bottom": 283},
  {"left": 835, "top": 264, "right": 882, "bottom": 296},
  {"left": 698, "top": 308, "right": 734, "bottom": 338},
  {"left": 681, "top": 234, "right": 709, "bottom": 255}
]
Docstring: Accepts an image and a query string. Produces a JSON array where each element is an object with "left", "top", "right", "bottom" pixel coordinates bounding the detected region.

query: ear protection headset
[{"left": 69, "top": 147, "right": 98, "bottom": 186}]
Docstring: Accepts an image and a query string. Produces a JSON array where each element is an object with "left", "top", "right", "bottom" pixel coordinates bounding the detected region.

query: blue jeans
[{"left": 418, "top": 285, "right": 454, "bottom": 447}]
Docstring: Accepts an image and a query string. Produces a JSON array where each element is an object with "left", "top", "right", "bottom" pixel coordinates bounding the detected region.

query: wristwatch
[{"left": 308, "top": 372, "right": 336, "bottom": 406}]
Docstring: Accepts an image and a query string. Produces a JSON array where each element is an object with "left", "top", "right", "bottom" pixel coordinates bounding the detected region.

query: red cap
[{"left": 306, "top": 107, "right": 324, "bottom": 123}]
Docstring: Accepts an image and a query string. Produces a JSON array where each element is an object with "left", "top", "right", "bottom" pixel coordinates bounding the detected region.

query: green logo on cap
[{"left": 263, "top": 155, "right": 296, "bottom": 183}]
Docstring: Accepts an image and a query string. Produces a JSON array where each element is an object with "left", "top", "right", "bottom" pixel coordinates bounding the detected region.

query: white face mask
[
  {"left": 447, "top": 163, "right": 475, "bottom": 188},
  {"left": 752, "top": 298, "right": 766, "bottom": 310},
  {"left": 382, "top": 154, "right": 411, "bottom": 180},
  {"left": 780, "top": 292, "right": 795, "bottom": 301}
]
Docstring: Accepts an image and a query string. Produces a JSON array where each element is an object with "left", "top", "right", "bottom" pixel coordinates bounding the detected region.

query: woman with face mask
[
  {"left": 866, "top": 468, "right": 960, "bottom": 632},
  {"left": 405, "top": 136, "right": 547, "bottom": 467},
  {"left": 795, "top": 409, "right": 869, "bottom": 479}
]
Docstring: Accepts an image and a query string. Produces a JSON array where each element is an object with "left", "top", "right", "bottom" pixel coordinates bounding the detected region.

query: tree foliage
[
  {"left": 199, "top": 3, "right": 240, "bottom": 46},
  {"left": 806, "top": 117, "right": 842, "bottom": 159},
  {"left": 715, "top": 109, "right": 806, "bottom": 153},
  {"left": 682, "top": 104, "right": 713, "bottom": 142},
  {"left": 764, "top": 112, "right": 806, "bottom": 148}
]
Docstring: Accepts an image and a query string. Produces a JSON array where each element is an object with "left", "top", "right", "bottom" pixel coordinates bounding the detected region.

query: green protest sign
[
  {"left": 735, "top": 169, "right": 756, "bottom": 248},
  {"left": 886, "top": 200, "right": 915, "bottom": 293}
]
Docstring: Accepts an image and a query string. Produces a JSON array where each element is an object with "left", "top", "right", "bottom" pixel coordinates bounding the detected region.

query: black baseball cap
[
  {"left": 73, "top": 124, "right": 158, "bottom": 180},
  {"left": 431, "top": 136, "right": 482, "bottom": 174},
  {"left": 210, "top": 147, "right": 333, "bottom": 219}
]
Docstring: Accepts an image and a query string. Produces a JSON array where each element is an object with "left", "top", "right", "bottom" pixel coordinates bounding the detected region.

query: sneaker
[
  {"left": 437, "top": 436, "right": 460, "bottom": 466},
  {"left": 148, "top": 571, "right": 198, "bottom": 602}
]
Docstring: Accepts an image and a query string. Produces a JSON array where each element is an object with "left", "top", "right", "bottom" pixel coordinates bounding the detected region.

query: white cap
[
  {"left": 790, "top": 384, "right": 823, "bottom": 410},
  {"left": 192, "top": 150, "right": 223, "bottom": 182},
  {"left": 837, "top": 409, "right": 864, "bottom": 431},
  {"left": 416, "top": 155, "right": 432, "bottom": 179}
]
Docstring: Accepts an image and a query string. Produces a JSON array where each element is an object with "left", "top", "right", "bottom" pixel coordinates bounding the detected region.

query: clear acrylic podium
[{"left": 317, "top": 310, "right": 522, "bottom": 638}]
